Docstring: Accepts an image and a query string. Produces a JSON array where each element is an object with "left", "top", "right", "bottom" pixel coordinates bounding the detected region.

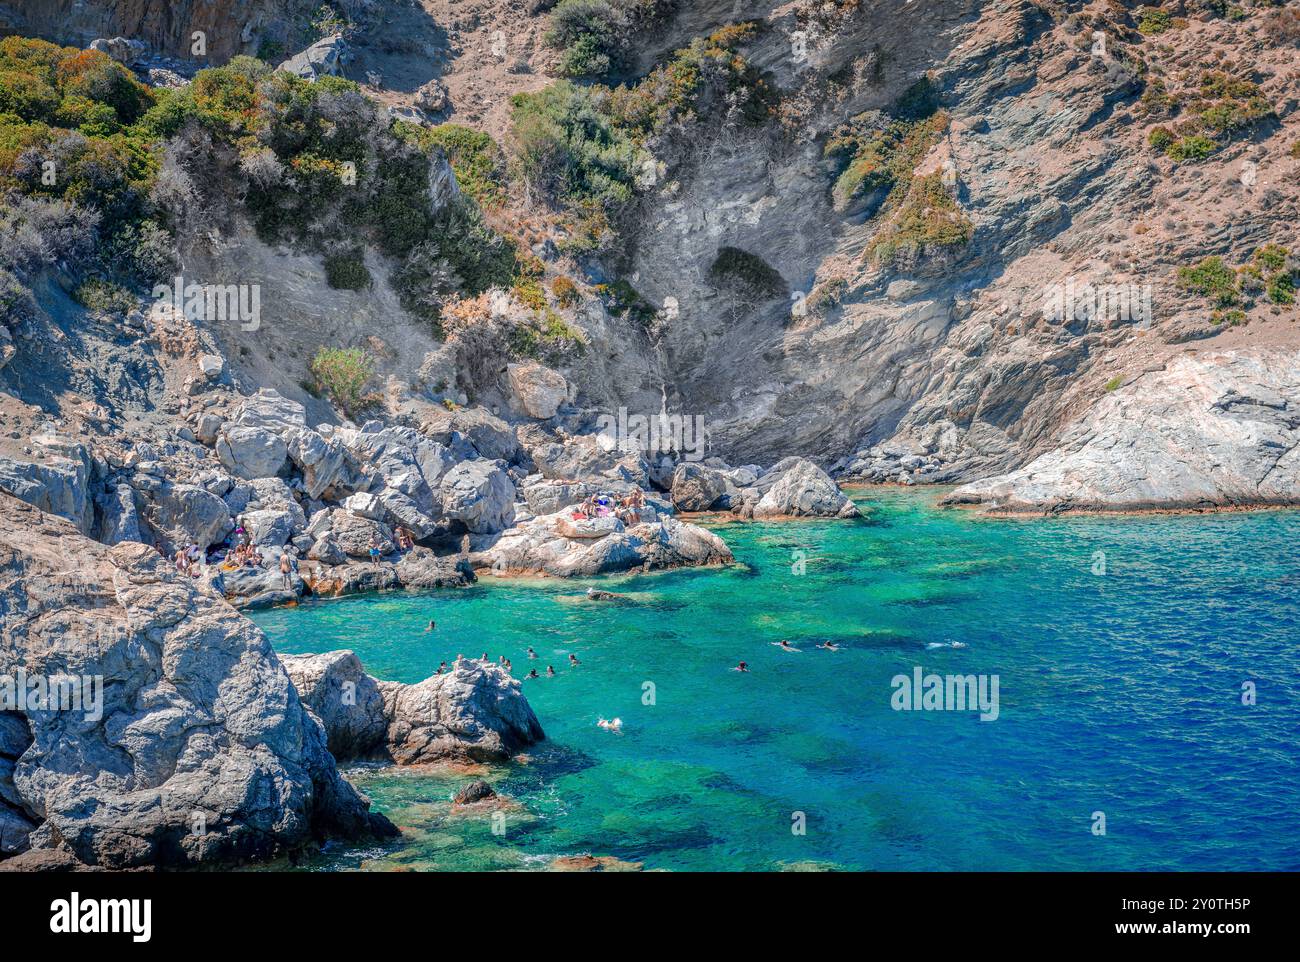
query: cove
[{"left": 251, "top": 488, "right": 1300, "bottom": 871}]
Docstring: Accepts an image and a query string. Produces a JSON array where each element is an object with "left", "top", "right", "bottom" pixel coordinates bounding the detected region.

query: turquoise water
[{"left": 252, "top": 488, "right": 1300, "bottom": 871}]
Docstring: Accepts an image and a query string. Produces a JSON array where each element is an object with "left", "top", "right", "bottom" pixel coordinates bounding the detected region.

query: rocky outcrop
[
  {"left": 0, "top": 495, "right": 394, "bottom": 869},
  {"left": 750, "top": 458, "right": 860, "bottom": 520},
  {"left": 280, "top": 650, "right": 544, "bottom": 765},
  {"left": 477, "top": 511, "right": 732, "bottom": 577},
  {"left": 670, "top": 462, "right": 728, "bottom": 512},
  {"left": 507, "top": 362, "right": 569, "bottom": 419},
  {"left": 277, "top": 34, "right": 348, "bottom": 81},
  {"left": 0, "top": 436, "right": 93, "bottom": 534},
  {"left": 440, "top": 460, "right": 516, "bottom": 534},
  {"left": 943, "top": 351, "right": 1300, "bottom": 515}
]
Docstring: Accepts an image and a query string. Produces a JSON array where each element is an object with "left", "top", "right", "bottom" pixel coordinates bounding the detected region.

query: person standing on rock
[
  {"left": 279, "top": 552, "right": 292, "bottom": 590},
  {"left": 368, "top": 537, "right": 381, "bottom": 566}
]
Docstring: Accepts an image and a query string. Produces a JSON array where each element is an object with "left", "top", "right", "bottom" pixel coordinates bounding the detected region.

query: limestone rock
[
  {"left": 670, "top": 462, "right": 727, "bottom": 512},
  {"left": 280, "top": 651, "right": 544, "bottom": 764},
  {"left": 944, "top": 350, "right": 1300, "bottom": 514},
  {"left": 217, "top": 425, "right": 287, "bottom": 479},
  {"left": 0, "top": 495, "right": 394, "bottom": 869},
  {"left": 507, "top": 362, "right": 569, "bottom": 419},
  {"left": 752, "top": 459, "right": 859, "bottom": 519},
  {"left": 440, "top": 460, "right": 516, "bottom": 534}
]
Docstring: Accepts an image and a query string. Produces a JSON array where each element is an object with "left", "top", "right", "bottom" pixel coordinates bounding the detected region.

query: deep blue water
[{"left": 252, "top": 488, "right": 1300, "bottom": 871}]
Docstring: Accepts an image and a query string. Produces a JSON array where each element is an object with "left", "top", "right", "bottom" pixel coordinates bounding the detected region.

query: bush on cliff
[{"left": 310, "top": 346, "right": 374, "bottom": 416}]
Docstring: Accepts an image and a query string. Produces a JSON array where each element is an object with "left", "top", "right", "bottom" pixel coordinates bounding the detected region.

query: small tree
[{"left": 309, "top": 347, "right": 373, "bottom": 416}]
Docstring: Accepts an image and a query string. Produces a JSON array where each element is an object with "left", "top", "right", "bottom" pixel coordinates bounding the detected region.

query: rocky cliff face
[
  {"left": 0, "top": 494, "right": 395, "bottom": 869},
  {"left": 0, "top": 0, "right": 292, "bottom": 61}
]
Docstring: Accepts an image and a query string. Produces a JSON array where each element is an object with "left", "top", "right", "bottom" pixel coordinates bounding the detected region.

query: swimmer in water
[
  {"left": 733, "top": 661, "right": 749, "bottom": 672},
  {"left": 546, "top": 665, "right": 556, "bottom": 677},
  {"left": 425, "top": 619, "right": 435, "bottom": 632},
  {"left": 569, "top": 653, "right": 581, "bottom": 666},
  {"left": 597, "top": 717, "right": 623, "bottom": 733},
  {"left": 527, "top": 647, "right": 537, "bottom": 659},
  {"left": 772, "top": 639, "right": 800, "bottom": 652},
  {"left": 526, "top": 669, "right": 539, "bottom": 679},
  {"left": 817, "top": 641, "right": 841, "bottom": 651}
]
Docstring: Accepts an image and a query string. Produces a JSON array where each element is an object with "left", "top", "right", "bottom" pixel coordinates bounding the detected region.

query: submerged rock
[{"left": 452, "top": 780, "right": 497, "bottom": 805}]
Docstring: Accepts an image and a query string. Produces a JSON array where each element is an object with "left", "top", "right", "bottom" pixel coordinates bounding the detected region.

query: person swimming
[
  {"left": 568, "top": 653, "right": 581, "bottom": 666},
  {"left": 425, "top": 619, "right": 436, "bottom": 632},
  {"left": 526, "top": 669, "right": 539, "bottom": 679},
  {"left": 438, "top": 660, "right": 448, "bottom": 674},
  {"left": 597, "top": 717, "right": 623, "bottom": 733},
  {"left": 773, "top": 639, "right": 800, "bottom": 652},
  {"left": 546, "top": 665, "right": 556, "bottom": 677},
  {"left": 816, "top": 641, "right": 841, "bottom": 651},
  {"left": 527, "top": 647, "right": 537, "bottom": 659},
  {"left": 733, "top": 661, "right": 749, "bottom": 672}
]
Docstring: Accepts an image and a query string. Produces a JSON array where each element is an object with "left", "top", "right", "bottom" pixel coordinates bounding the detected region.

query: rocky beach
[{"left": 1, "top": 0, "right": 1298, "bottom": 874}]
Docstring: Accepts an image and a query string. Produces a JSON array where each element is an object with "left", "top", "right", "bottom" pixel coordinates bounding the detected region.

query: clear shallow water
[{"left": 252, "top": 488, "right": 1300, "bottom": 871}]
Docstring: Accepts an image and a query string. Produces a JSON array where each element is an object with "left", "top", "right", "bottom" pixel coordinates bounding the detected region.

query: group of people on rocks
[
  {"left": 368, "top": 526, "right": 417, "bottom": 565},
  {"left": 574, "top": 489, "right": 646, "bottom": 525},
  {"left": 166, "top": 542, "right": 205, "bottom": 578},
  {"left": 430, "top": 644, "right": 583, "bottom": 683}
]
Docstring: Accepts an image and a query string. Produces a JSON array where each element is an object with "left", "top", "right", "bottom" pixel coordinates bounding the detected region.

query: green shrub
[
  {"left": 74, "top": 276, "right": 135, "bottom": 313},
  {"left": 324, "top": 249, "right": 371, "bottom": 290},
  {"left": 872, "top": 174, "right": 973, "bottom": 266},
  {"left": 545, "top": 0, "right": 677, "bottom": 79},
  {"left": 708, "top": 246, "right": 785, "bottom": 299},
  {"left": 310, "top": 347, "right": 374, "bottom": 415},
  {"left": 1177, "top": 256, "right": 1239, "bottom": 306},
  {"left": 595, "top": 278, "right": 656, "bottom": 325},
  {"left": 1136, "top": 7, "right": 1174, "bottom": 34},
  {"left": 1267, "top": 272, "right": 1295, "bottom": 305},
  {"left": 1165, "top": 135, "right": 1217, "bottom": 161},
  {"left": 399, "top": 122, "right": 507, "bottom": 209},
  {"left": 1104, "top": 375, "right": 1123, "bottom": 392},
  {"left": 1212, "top": 308, "right": 1246, "bottom": 326},
  {"left": 1147, "top": 126, "right": 1175, "bottom": 151}
]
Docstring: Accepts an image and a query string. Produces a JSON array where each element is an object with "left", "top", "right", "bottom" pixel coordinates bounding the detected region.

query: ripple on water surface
[{"left": 253, "top": 488, "right": 1300, "bottom": 871}]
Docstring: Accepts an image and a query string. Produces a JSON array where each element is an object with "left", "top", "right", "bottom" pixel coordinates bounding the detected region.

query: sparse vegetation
[
  {"left": 1178, "top": 246, "right": 1299, "bottom": 314},
  {"left": 73, "top": 276, "right": 135, "bottom": 314},
  {"left": 1147, "top": 70, "right": 1275, "bottom": 163},
  {"left": 871, "top": 174, "right": 974, "bottom": 267},
  {"left": 1104, "top": 375, "right": 1123, "bottom": 392},
  {"left": 324, "top": 249, "right": 371, "bottom": 291},
  {"left": 309, "top": 346, "right": 374, "bottom": 416},
  {"left": 510, "top": 23, "right": 776, "bottom": 249},
  {"left": 545, "top": 0, "right": 678, "bottom": 79},
  {"left": 1177, "top": 256, "right": 1239, "bottom": 307},
  {"left": 398, "top": 122, "right": 507, "bottom": 209}
]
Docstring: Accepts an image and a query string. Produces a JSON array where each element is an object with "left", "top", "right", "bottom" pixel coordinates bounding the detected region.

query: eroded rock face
[
  {"left": 280, "top": 651, "right": 544, "bottom": 765},
  {"left": 440, "top": 460, "right": 516, "bottom": 534},
  {"left": 671, "top": 462, "right": 727, "bottom": 512},
  {"left": 0, "top": 437, "right": 93, "bottom": 534},
  {"left": 217, "top": 425, "right": 287, "bottom": 479},
  {"left": 943, "top": 350, "right": 1300, "bottom": 514},
  {"left": 141, "top": 482, "right": 233, "bottom": 548},
  {"left": 0, "top": 495, "right": 394, "bottom": 869},
  {"left": 507, "top": 362, "right": 569, "bottom": 419}
]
